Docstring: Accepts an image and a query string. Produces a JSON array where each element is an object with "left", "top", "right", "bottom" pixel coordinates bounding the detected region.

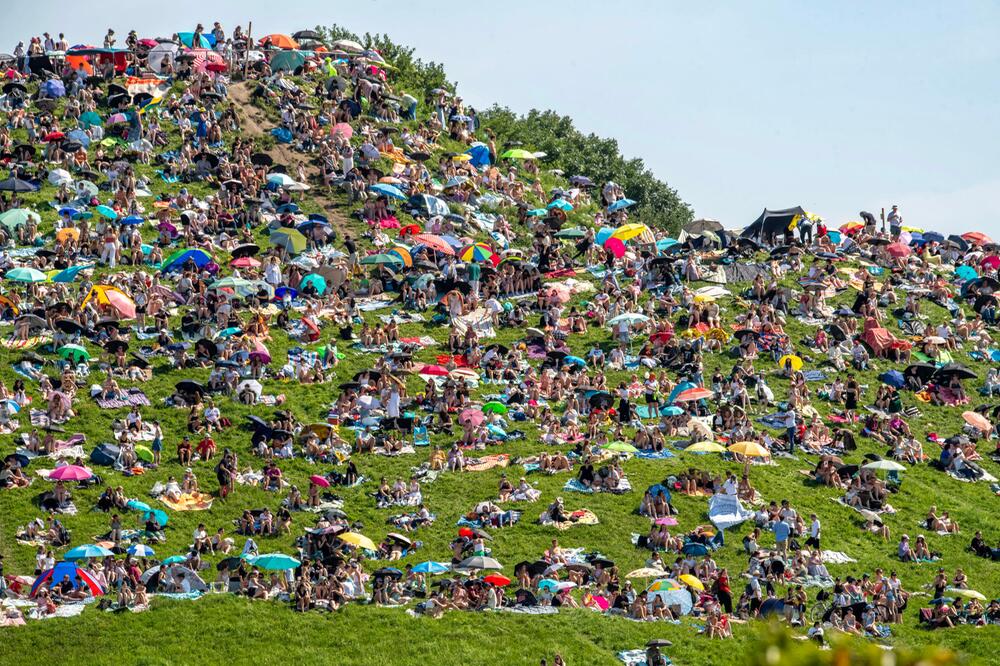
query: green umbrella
[
  {"left": 482, "top": 401, "right": 508, "bottom": 414},
  {"left": 0, "top": 208, "right": 41, "bottom": 231},
  {"left": 250, "top": 553, "right": 301, "bottom": 570},
  {"left": 58, "top": 344, "right": 90, "bottom": 362},
  {"left": 270, "top": 228, "right": 307, "bottom": 254},
  {"left": 299, "top": 273, "right": 327, "bottom": 295},
  {"left": 605, "top": 441, "right": 639, "bottom": 453},
  {"left": 6, "top": 267, "right": 48, "bottom": 282},
  {"left": 360, "top": 253, "right": 404, "bottom": 266},
  {"left": 500, "top": 149, "right": 536, "bottom": 159},
  {"left": 554, "top": 227, "right": 587, "bottom": 239},
  {"left": 210, "top": 276, "right": 255, "bottom": 291},
  {"left": 79, "top": 111, "right": 103, "bottom": 128}
]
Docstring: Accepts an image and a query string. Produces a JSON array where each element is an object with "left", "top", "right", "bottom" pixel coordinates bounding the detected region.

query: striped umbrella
[{"left": 459, "top": 243, "right": 498, "bottom": 264}]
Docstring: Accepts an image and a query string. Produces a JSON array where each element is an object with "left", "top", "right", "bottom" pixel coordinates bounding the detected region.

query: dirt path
[{"left": 228, "top": 82, "right": 354, "bottom": 234}]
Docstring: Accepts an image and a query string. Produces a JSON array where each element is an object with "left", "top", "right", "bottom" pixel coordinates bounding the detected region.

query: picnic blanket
[
  {"left": 0, "top": 334, "right": 51, "bottom": 349},
  {"left": 633, "top": 449, "right": 676, "bottom": 460},
  {"left": 563, "top": 477, "right": 632, "bottom": 494},
  {"left": 452, "top": 307, "right": 496, "bottom": 339},
  {"left": 708, "top": 493, "right": 754, "bottom": 530},
  {"left": 618, "top": 650, "right": 672, "bottom": 666},
  {"left": 821, "top": 550, "right": 858, "bottom": 564},
  {"left": 160, "top": 492, "right": 214, "bottom": 511},
  {"left": 465, "top": 454, "right": 510, "bottom": 472},
  {"left": 539, "top": 508, "right": 599, "bottom": 530},
  {"left": 373, "top": 445, "right": 416, "bottom": 457},
  {"left": 94, "top": 388, "right": 151, "bottom": 409}
]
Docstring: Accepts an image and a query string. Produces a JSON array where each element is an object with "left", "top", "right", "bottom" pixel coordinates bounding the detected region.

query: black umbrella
[
  {"left": 128, "top": 354, "right": 150, "bottom": 369},
  {"left": 61, "top": 141, "right": 83, "bottom": 153},
  {"left": 588, "top": 392, "right": 613, "bottom": 409},
  {"left": 353, "top": 370, "right": 383, "bottom": 382},
  {"left": 250, "top": 153, "right": 273, "bottom": 167},
  {"left": 825, "top": 324, "right": 847, "bottom": 342},
  {"left": 231, "top": 244, "right": 260, "bottom": 259},
  {"left": 269, "top": 429, "right": 293, "bottom": 441},
  {"left": 373, "top": 567, "right": 404, "bottom": 580},
  {"left": 105, "top": 339, "right": 129, "bottom": 354},
  {"left": 903, "top": 363, "right": 936, "bottom": 382},
  {"left": 338, "top": 382, "right": 361, "bottom": 392},
  {"left": 107, "top": 93, "right": 128, "bottom": 109},
  {"left": 293, "top": 30, "right": 323, "bottom": 41},
  {"left": 245, "top": 415, "right": 270, "bottom": 432},
  {"left": 408, "top": 151, "right": 431, "bottom": 162},
  {"left": 3, "top": 82, "right": 27, "bottom": 95},
  {"left": 932, "top": 363, "right": 977, "bottom": 381},
  {"left": 646, "top": 639, "right": 673, "bottom": 648},
  {"left": 732, "top": 329, "right": 759, "bottom": 341},
  {"left": 589, "top": 557, "right": 615, "bottom": 568},
  {"left": 107, "top": 83, "right": 127, "bottom": 96},
  {"left": 194, "top": 338, "right": 218, "bottom": 357},
  {"left": 194, "top": 152, "right": 220, "bottom": 169},
  {"left": 514, "top": 560, "right": 550, "bottom": 577},
  {"left": 175, "top": 53, "right": 196, "bottom": 63},
  {"left": 54, "top": 318, "right": 85, "bottom": 334},
  {"left": 175, "top": 380, "right": 204, "bottom": 395},
  {"left": 132, "top": 92, "right": 153, "bottom": 106},
  {"left": 0, "top": 177, "right": 37, "bottom": 192},
  {"left": 216, "top": 557, "right": 248, "bottom": 571}
]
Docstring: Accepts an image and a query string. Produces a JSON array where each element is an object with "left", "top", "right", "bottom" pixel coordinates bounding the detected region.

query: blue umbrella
[
  {"left": 595, "top": 227, "right": 616, "bottom": 245},
  {"left": 681, "top": 542, "right": 708, "bottom": 556},
  {"left": 668, "top": 381, "right": 696, "bottom": 404},
  {"left": 276, "top": 203, "right": 300, "bottom": 214},
  {"left": 563, "top": 355, "right": 586, "bottom": 367},
  {"left": 120, "top": 215, "right": 145, "bottom": 226},
  {"left": 546, "top": 198, "right": 573, "bottom": 211},
  {"left": 275, "top": 286, "right": 298, "bottom": 300},
  {"left": 126, "top": 499, "right": 151, "bottom": 512},
  {"left": 127, "top": 544, "right": 156, "bottom": 557},
  {"left": 370, "top": 183, "right": 407, "bottom": 200},
  {"left": 58, "top": 207, "right": 79, "bottom": 218},
  {"left": 95, "top": 205, "right": 118, "bottom": 220},
  {"left": 955, "top": 265, "right": 978, "bottom": 281},
  {"left": 907, "top": 231, "right": 923, "bottom": 245},
  {"left": 879, "top": 370, "right": 905, "bottom": 388},
  {"left": 608, "top": 198, "right": 637, "bottom": 212},
  {"left": 661, "top": 405, "right": 685, "bottom": 416},
  {"left": 161, "top": 555, "right": 188, "bottom": 565},
  {"left": 65, "top": 544, "right": 114, "bottom": 560},
  {"left": 647, "top": 484, "right": 671, "bottom": 502},
  {"left": 72, "top": 211, "right": 93, "bottom": 220},
  {"left": 177, "top": 32, "right": 213, "bottom": 48},
  {"left": 143, "top": 508, "right": 169, "bottom": 526},
  {"left": 526, "top": 208, "right": 548, "bottom": 217},
  {"left": 412, "top": 561, "right": 450, "bottom": 574},
  {"left": 923, "top": 231, "right": 945, "bottom": 243}
]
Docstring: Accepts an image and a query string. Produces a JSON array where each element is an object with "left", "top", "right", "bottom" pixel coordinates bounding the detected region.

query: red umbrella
[
  {"left": 309, "top": 474, "right": 330, "bottom": 488},
  {"left": 484, "top": 574, "right": 511, "bottom": 587},
  {"left": 49, "top": 465, "right": 92, "bottom": 481},
  {"left": 886, "top": 242, "right": 911, "bottom": 259},
  {"left": 963, "top": 231, "right": 993, "bottom": 246},
  {"left": 418, "top": 364, "right": 450, "bottom": 376},
  {"left": 44, "top": 131, "right": 65, "bottom": 142},
  {"left": 458, "top": 527, "right": 475, "bottom": 538},
  {"left": 412, "top": 234, "right": 456, "bottom": 256},
  {"left": 673, "top": 387, "right": 713, "bottom": 403},
  {"left": 231, "top": 257, "right": 261, "bottom": 268},
  {"left": 398, "top": 223, "right": 422, "bottom": 237},
  {"left": 205, "top": 62, "right": 228, "bottom": 73}
]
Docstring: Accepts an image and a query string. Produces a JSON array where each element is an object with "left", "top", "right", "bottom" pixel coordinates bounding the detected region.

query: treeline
[{"left": 316, "top": 24, "right": 692, "bottom": 233}]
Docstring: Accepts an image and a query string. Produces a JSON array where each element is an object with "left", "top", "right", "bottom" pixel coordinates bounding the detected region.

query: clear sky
[{"left": 3, "top": 1, "right": 998, "bottom": 235}]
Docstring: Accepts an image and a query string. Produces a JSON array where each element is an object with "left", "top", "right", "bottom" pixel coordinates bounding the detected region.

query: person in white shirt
[
  {"left": 806, "top": 514, "right": 821, "bottom": 549},
  {"left": 722, "top": 473, "right": 738, "bottom": 496}
]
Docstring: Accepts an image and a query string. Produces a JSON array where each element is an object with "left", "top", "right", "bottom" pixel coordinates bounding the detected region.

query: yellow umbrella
[
  {"left": 388, "top": 246, "right": 413, "bottom": 267},
  {"left": 610, "top": 223, "right": 649, "bottom": 242},
  {"left": 56, "top": 228, "right": 80, "bottom": 242},
  {"left": 679, "top": 574, "right": 705, "bottom": 591},
  {"left": 728, "top": 441, "right": 770, "bottom": 458},
  {"left": 686, "top": 441, "right": 726, "bottom": 453},
  {"left": 451, "top": 154, "right": 472, "bottom": 162},
  {"left": 777, "top": 354, "right": 803, "bottom": 371},
  {"left": 339, "top": 532, "right": 377, "bottom": 551}
]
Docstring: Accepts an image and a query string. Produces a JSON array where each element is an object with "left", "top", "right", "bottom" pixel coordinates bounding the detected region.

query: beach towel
[
  {"left": 465, "top": 454, "right": 510, "bottom": 472},
  {"left": 373, "top": 445, "right": 416, "bottom": 457},
  {"left": 821, "top": 550, "right": 857, "bottom": 564},
  {"left": 452, "top": 307, "right": 496, "bottom": 339},
  {"left": 563, "top": 477, "right": 632, "bottom": 494},
  {"left": 708, "top": 493, "right": 754, "bottom": 530},
  {"left": 1, "top": 334, "right": 51, "bottom": 349},
  {"left": 539, "top": 508, "right": 599, "bottom": 530},
  {"left": 633, "top": 449, "right": 676, "bottom": 460},
  {"left": 618, "top": 650, "right": 672, "bottom": 666},
  {"left": 95, "top": 389, "right": 151, "bottom": 409},
  {"left": 160, "top": 492, "right": 214, "bottom": 511}
]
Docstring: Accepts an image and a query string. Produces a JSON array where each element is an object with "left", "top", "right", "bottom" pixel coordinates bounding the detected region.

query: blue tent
[{"left": 465, "top": 144, "right": 491, "bottom": 169}]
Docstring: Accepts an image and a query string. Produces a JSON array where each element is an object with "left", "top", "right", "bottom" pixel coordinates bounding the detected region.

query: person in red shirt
[{"left": 196, "top": 434, "right": 216, "bottom": 460}]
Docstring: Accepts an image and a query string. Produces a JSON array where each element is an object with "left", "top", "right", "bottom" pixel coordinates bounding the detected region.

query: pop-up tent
[{"left": 741, "top": 206, "right": 805, "bottom": 242}]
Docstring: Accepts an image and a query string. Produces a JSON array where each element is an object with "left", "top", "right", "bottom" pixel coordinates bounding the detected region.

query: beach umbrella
[
  {"left": 728, "top": 441, "right": 769, "bottom": 458},
  {"left": 0, "top": 208, "right": 41, "bottom": 230},
  {"left": 161, "top": 555, "right": 188, "bottom": 565},
  {"left": 610, "top": 222, "right": 648, "bottom": 240},
  {"left": 500, "top": 149, "right": 536, "bottom": 159},
  {"left": 681, "top": 543, "right": 709, "bottom": 556},
  {"left": 678, "top": 574, "right": 705, "bottom": 591},
  {"left": 370, "top": 183, "right": 407, "bottom": 200},
  {"left": 605, "top": 441, "right": 639, "bottom": 453},
  {"left": 65, "top": 544, "right": 114, "bottom": 560},
  {"left": 459, "top": 408, "right": 485, "bottom": 427},
  {"left": 339, "top": 532, "right": 377, "bottom": 551},
  {"left": 412, "top": 233, "right": 456, "bottom": 255},
  {"left": 863, "top": 460, "right": 907, "bottom": 472},
  {"left": 0, "top": 178, "right": 38, "bottom": 192},
  {"left": 607, "top": 312, "right": 650, "bottom": 326},
  {"left": 627, "top": 568, "right": 668, "bottom": 579},
  {"left": 6, "top": 267, "right": 47, "bottom": 282},
  {"left": 457, "top": 556, "right": 502, "bottom": 571},
  {"left": 963, "top": 232, "right": 992, "bottom": 246},
  {"left": 49, "top": 464, "right": 92, "bottom": 481},
  {"left": 299, "top": 274, "right": 327, "bottom": 295},
  {"left": 127, "top": 544, "right": 156, "bottom": 557},
  {"left": 250, "top": 553, "right": 301, "bottom": 570},
  {"left": 685, "top": 441, "right": 726, "bottom": 453},
  {"left": 459, "top": 243, "right": 498, "bottom": 264},
  {"left": 483, "top": 574, "right": 511, "bottom": 587},
  {"left": 955, "top": 265, "right": 979, "bottom": 281},
  {"left": 126, "top": 499, "right": 151, "bottom": 512},
  {"left": 777, "top": 354, "right": 803, "bottom": 371},
  {"left": 309, "top": 475, "right": 331, "bottom": 488},
  {"left": 608, "top": 198, "right": 637, "bottom": 213},
  {"left": 270, "top": 228, "right": 307, "bottom": 254},
  {"left": 482, "top": 401, "right": 508, "bottom": 415},
  {"left": 79, "top": 111, "right": 103, "bottom": 128},
  {"left": 413, "top": 562, "right": 451, "bottom": 575},
  {"left": 962, "top": 411, "right": 992, "bottom": 432},
  {"left": 647, "top": 578, "right": 682, "bottom": 592},
  {"left": 673, "top": 387, "right": 713, "bottom": 403},
  {"left": 886, "top": 242, "right": 911, "bottom": 258},
  {"left": 948, "top": 588, "right": 987, "bottom": 601},
  {"left": 58, "top": 344, "right": 90, "bottom": 362}
]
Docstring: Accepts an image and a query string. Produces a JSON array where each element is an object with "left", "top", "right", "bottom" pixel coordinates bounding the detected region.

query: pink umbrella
[
  {"left": 981, "top": 256, "right": 1000, "bottom": 270},
  {"left": 250, "top": 341, "right": 271, "bottom": 364},
  {"left": 331, "top": 123, "right": 353, "bottom": 139},
  {"left": 232, "top": 257, "right": 261, "bottom": 268},
  {"left": 158, "top": 221, "right": 178, "bottom": 236},
  {"left": 674, "top": 387, "right": 713, "bottom": 403},
  {"left": 886, "top": 242, "right": 911, "bottom": 259},
  {"left": 309, "top": 474, "right": 331, "bottom": 488},
  {"left": 604, "top": 237, "right": 626, "bottom": 258},
  {"left": 459, "top": 408, "right": 485, "bottom": 427},
  {"left": 189, "top": 49, "right": 224, "bottom": 74},
  {"left": 104, "top": 290, "right": 136, "bottom": 319},
  {"left": 49, "top": 465, "right": 92, "bottom": 481}
]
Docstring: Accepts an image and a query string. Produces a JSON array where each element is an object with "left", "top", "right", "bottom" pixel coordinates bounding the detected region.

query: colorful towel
[
  {"left": 159, "top": 492, "right": 214, "bottom": 511},
  {"left": 95, "top": 389, "right": 151, "bottom": 409},
  {"left": 1, "top": 334, "right": 51, "bottom": 349},
  {"left": 465, "top": 454, "right": 510, "bottom": 472}
]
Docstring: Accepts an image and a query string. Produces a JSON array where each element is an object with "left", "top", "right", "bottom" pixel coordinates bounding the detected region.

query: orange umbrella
[
  {"left": 963, "top": 411, "right": 992, "bottom": 432},
  {"left": 56, "top": 228, "right": 80, "bottom": 242},
  {"left": 839, "top": 221, "right": 864, "bottom": 235},
  {"left": 412, "top": 234, "right": 455, "bottom": 256},
  {"left": 962, "top": 231, "right": 993, "bottom": 246},
  {"left": 260, "top": 34, "right": 299, "bottom": 50}
]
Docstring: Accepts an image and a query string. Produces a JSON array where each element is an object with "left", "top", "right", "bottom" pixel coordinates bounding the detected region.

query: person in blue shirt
[{"left": 773, "top": 517, "right": 791, "bottom": 559}]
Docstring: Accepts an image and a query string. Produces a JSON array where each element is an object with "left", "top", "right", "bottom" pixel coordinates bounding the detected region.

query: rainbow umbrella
[{"left": 459, "top": 243, "right": 497, "bottom": 264}]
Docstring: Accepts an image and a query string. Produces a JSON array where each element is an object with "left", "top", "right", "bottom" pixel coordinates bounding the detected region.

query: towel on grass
[
  {"left": 633, "top": 449, "right": 675, "bottom": 460},
  {"left": 708, "top": 493, "right": 754, "bottom": 530},
  {"left": 465, "top": 454, "right": 509, "bottom": 472},
  {"left": 160, "top": 492, "right": 214, "bottom": 511},
  {"left": 563, "top": 477, "right": 632, "bottom": 494},
  {"left": 821, "top": 550, "right": 857, "bottom": 564},
  {"left": 94, "top": 388, "right": 151, "bottom": 409},
  {"left": 618, "top": 650, "right": 671, "bottom": 666},
  {"left": 539, "top": 508, "right": 599, "bottom": 530},
  {"left": 0, "top": 334, "right": 51, "bottom": 349}
]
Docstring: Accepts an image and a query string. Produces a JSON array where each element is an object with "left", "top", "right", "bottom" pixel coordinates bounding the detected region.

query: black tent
[{"left": 741, "top": 207, "right": 805, "bottom": 242}]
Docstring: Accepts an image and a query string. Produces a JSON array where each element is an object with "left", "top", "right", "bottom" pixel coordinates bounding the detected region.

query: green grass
[{"left": 0, "top": 73, "right": 998, "bottom": 666}]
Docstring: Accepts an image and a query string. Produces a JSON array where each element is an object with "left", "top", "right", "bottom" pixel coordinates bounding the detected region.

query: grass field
[{"left": 0, "top": 67, "right": 998, "bottom": 666}]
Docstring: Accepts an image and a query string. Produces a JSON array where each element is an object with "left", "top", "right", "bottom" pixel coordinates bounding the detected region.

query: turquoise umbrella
[
  {"left": 161, "top": 555, "right": 187, "bottom": 565},
  {"left": 299, "top": 273, "right": 327, "bottom": 295},
  {"left": 546, "top": 198, "right": 573, "bottom": 211},
  {"left": 126, "top": 499, "right": 151, "bottom": 512},
  {"left": 412, "top": 561, "right": 450, "bottom": 574},
  {"left": 79, "top": 111, "right": 103, "bottom": 129},
  {"left": 251, "top": 553, "right": 301, "bottom": 570},
  {"left": 143, "top": 508, "right": 169, "bottom": 526},
  {"left": 52, "top": 264, "right": 92, "bottom": 283},
  {"left": 95, "top": 205, "right": 118, "bottom": 220},
  {"left": 6, "top": 267, "right": 48, "bottom": 282},
  {"left": 65, "top": 544, "right": 114, "bottom": 560},
  {"left": 955, "top": 265, "right": 978, "bottom": 281},
  {"left": 0, "top": 208, "right": 41, "bottom": 231}
]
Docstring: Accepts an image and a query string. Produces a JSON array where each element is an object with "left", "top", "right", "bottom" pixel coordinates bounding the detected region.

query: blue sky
[{"left": 3, "top": 1, "right": 998, "bottom": 235}]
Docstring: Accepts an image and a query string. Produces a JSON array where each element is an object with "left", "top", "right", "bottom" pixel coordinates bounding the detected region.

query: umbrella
[
  {"left": 673, "top": 387, "right": 713, "bottom": 403},
  {"left": 681, "top": 543, "right": 709, "bottom": 556},
  {"left": 250, "top": 553, "right": 301, "bottom": 570},
  {"left": 777, "top": 354, "right": 803, "bottom": 371},
  {"left": 685, "top": 441, "right": 726, "bottom": 453},
  {"left": 309, "top": 474, "right": 331, "bottom": 488},
  {"left": 932, "top": 364, "right": 976, "bottom": 381},
  {"left": 647, "top": 578, "right": 683, "bottom": 592},
  {"left": 0, "top": 178, "right": 38, "bottom": 192},
  {"left": 270, "top": 228, "right": 307, "bottom": 254},
  {"left": 626, "top": 567, "right": 668, "bottom": 579},
  {"left": 369, "top": 183, "right": 407, "bottom": 200},
  {"left": 679, "top": 574, "right": 705, "bottom": 591},
  {"left": 58, "top": 344, "right": 90, "bottom": 362},
  {"left": 483, "top": 574, "right": 511, "bottom": 587},
  {"left": 962, "top": 411, "right": 992, "bottom": 432},
  {"left": 457, "top": 556, "right": 503, "bottom": 571},
  {"left": 6, "top": 267, "right": 48, "bottom": 282},
  {"left": 948, "top": 588, "right": 987, "bottom": 601},
  {"left": 339, "top": 532, "right": 377, "bottom": 551},
  {"left": 49, "top": 464, "right": 92, "bottom": 481},
  {"left": 728, "top": 441, "right": 769, "bottom": 458},
  {"left": 64, "top": 544, "right": 114, "bottom": 560},
  {"left": 0, "top": 209, "right": 40, "bottom": 232},
  {"left": 605, "top": 441, "right": 639, "bottom": 453},
  {"left": 459, "top": 408, "right": 485, "bottom": 427},
  {"left": 862, "top": 460, "right": 907, "bottom": 472},
  {"left": 459, "top": 243, "right": 498, "bottom": 264},
  {"left": 482, "top": 401, "right": 508, "bottom": 415},
  {"left": 413, "top": 561, "right": 451, "bottom": 575},
  {"left": 127, "top": 544, "right": 156, "bottom": 557}
]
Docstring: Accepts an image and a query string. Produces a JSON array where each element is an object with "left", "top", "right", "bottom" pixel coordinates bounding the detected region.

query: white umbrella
[
  {"left": 863, "top": 460, "right": 906, "bottom": 472},
  {"left": 237, "top": 380, "right": 262, "bottom": 397},
  {"left": 148, "top": 43, "right": 179, "bottom": 74},
  {"left": 48, "top": 169, "right": 72, "bottom": 186},
  {"left": 332, "top": 39, "right": 365, "bottom": 53}
]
